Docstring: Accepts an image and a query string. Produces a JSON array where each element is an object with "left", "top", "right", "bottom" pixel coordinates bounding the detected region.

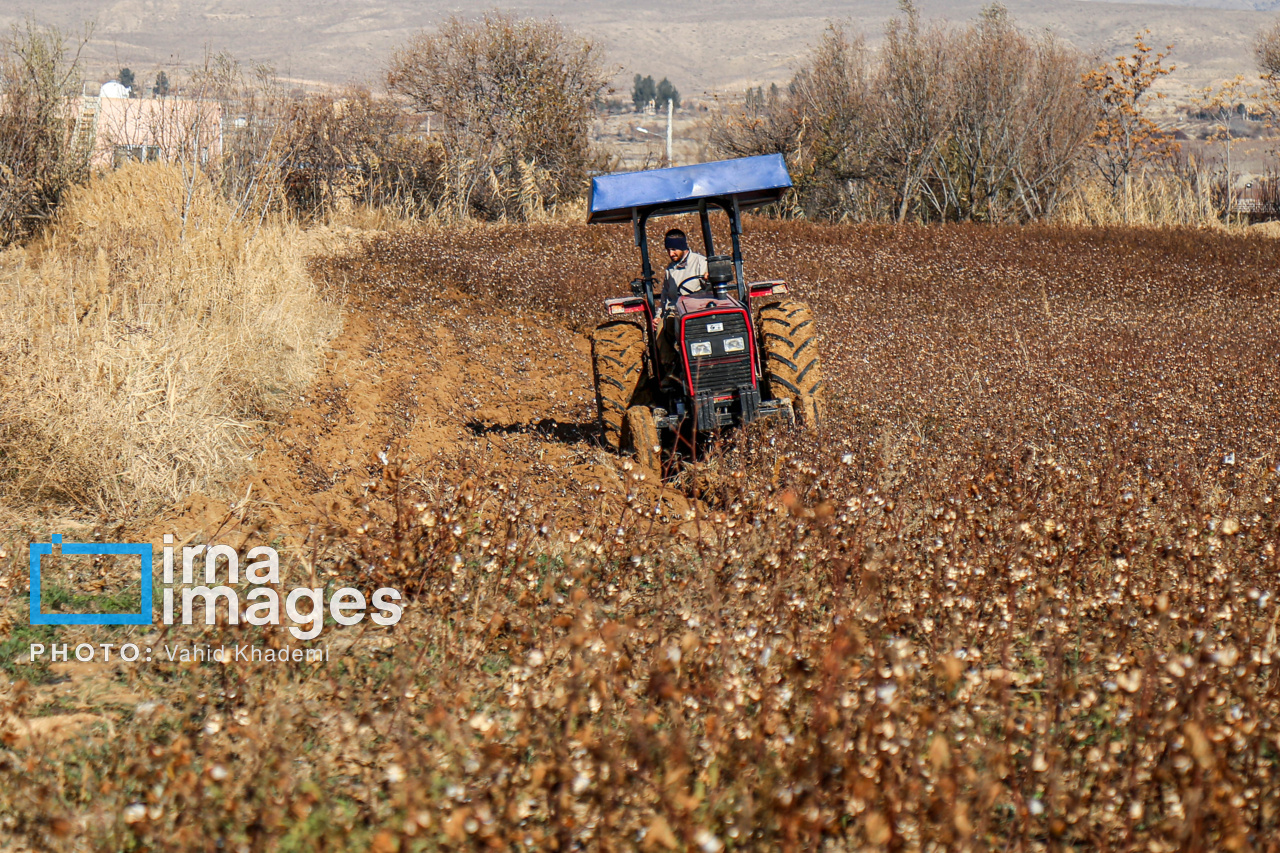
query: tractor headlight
[
  {"left": 690, "top": 341, "right": 712, "bottom": 357},
  {"left": 707, "top": 322, "right": 724, "bottom": 333},
  {"left": 724, "top": 337, "right": 745, "bottom": 353}
]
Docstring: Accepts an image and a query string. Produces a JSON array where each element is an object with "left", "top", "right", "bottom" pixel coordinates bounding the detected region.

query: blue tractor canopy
[
  {"left": 587, "top": 154, "right": 793, "bottom": 304},
  {"left": 586, "top": 154, "right": 793, "bottom": 224}
]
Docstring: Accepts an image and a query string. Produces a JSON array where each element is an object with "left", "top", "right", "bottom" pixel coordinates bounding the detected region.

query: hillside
[{"left": 2, "top": 0, "right": 1278, "bottom": 98}]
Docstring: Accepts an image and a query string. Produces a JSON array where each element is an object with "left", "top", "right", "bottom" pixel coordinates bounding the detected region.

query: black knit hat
[{"left": 664, "top": 230, "right": 688, "bottom": 251}]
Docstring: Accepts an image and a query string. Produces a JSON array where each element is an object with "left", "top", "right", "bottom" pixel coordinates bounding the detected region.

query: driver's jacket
[{"left": 659, "top": 251, "right": 708, "bottom": 313}]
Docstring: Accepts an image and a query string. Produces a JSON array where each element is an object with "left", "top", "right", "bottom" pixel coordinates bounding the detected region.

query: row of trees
[
  {"left": 0, "top": 13, "right": 609, "bottom": 240},
  {"left": 114, "top": 67, "right": 171, "bottom": 96},
  {"left": 631, "top": 74, "right": 680, "bottom": 111},
  {"left": 8, "top": 7, "right": 1280, "bottom": 237},
  {"left": 711, "top": 5, "right": 1195, "bottom": 223}
]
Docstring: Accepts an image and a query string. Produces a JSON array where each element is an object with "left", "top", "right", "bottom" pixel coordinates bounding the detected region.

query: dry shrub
[
  {"left": 278, "top": 87, "right": 447, "bottom": 221},
  {"left": 184, "top": 52, "right": 296, "bottom": 223},
  {"left": 0, "top": 163, "right": 338, "bottom": 512},
  {"left": 387, "top": 12, "right": 610, "bottom": 221},
  {"left": 711, "top": 7, "right": 1092, "bottom": 223},
  {"left": 0, "top": 21, "right": 91, "bottom": 245}
]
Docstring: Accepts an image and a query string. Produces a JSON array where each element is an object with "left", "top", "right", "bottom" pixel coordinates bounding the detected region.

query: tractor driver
[{"left": 654, "top": 228, "right": 708, "bottom": 377}]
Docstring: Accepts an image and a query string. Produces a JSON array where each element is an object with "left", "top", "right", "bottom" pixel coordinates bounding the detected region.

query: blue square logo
[{"left": 29, "top": 535, "right": 153, "bottom": 625}]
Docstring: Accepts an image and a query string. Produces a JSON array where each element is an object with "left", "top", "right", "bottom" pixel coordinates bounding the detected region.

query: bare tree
[
  {"left": 786, "top": 24, "right": 880, "bottom": 218},
  {"left": 1256, "top": 19, "right": 1280, "bottom": 80},
  {"left": 710, "top": 24, "right": 879, "bottom": 219},
  {"left": 1008, "top": 35, "right": 1093, "bottom": 219},
  {"left": 1253, "top": 19, "right": 1280, "bottom": 152},
  {"left": 938, "top": 6, "right": 1042, "bottom": 222},
  {"left": 710, "top": 5, "right": 1093, "bottom": 223},
  {"left": 387, "top": 12, "right": 609, "bottom": 219},
  {"left": 877, "top": 3, "right": 953, "bottom": 222},
  {"left": 1193, "top": 75, "right": 1265, "bottom": 218}
]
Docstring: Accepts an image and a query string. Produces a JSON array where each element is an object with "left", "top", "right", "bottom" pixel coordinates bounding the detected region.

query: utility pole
[{"left": 665, "top": 98, "right": 673, "bottom": 166}]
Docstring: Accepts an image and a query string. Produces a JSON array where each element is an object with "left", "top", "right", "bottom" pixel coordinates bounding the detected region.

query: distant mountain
[
  {"left": 0, "top": 0, "right": 1275, "bottom": 97},
  {"left": 1079, "top": 0, "right": 1280, "bottom": 9}
]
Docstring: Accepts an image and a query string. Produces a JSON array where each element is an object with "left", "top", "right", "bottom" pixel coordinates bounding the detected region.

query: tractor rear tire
[
  {"left": 758, "top": 300, "right": 824, "bottom": 430},
  {"left": 621, "top": 405, "right": 661, "bottom": 474},
  {"left": 592, "top": 321, "right": 648, "bottom": 451}
]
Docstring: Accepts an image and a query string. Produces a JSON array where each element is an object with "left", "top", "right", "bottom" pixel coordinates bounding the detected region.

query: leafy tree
[
  {"left": 1194, "top": 75, "right": 1261, "bottom": 215},
  {"left": 631, "top": 74, "right": 655, "bottom": 111},
  {"left": 153, "top": 70, "right": 170, "bottom": 96},
  {"left": 656, "top": 77, "right": 680, "bottom": 109},
  {"left": 1081, "top": 32, "right": 1178, "bottom": 217},
  {"left": 117, "top": 66, "right": 134, "bottom": 92}
]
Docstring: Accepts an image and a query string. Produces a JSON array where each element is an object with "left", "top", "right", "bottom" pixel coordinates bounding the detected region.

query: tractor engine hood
[{"left": 675, "top": 295, "right": 742, "bottom": 317}]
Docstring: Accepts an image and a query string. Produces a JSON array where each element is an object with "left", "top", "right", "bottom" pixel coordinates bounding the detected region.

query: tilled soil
[
  {"left": 155, "top": 218, "right": 1280, "bottom": 551},
  {"left": 156, "top": 241, "right": 692, "bottom": 550}
]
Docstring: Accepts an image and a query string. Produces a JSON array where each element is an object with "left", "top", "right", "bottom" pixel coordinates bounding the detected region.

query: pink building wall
[{"left": 74, "top": 96, "right": 224, "bottom": 170}]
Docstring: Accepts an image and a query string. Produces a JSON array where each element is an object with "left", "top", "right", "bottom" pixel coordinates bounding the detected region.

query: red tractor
[{"left": 587, "top": 154, "right": 823, "bottom": 471}]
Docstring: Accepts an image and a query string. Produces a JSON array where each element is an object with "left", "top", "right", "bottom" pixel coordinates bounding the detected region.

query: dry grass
[
  {"left": 1055, "top": 171, "right": 1222, "bottom": 227},
  {"left": 0, "top": 163, "right": 339, "bottom": 514}
]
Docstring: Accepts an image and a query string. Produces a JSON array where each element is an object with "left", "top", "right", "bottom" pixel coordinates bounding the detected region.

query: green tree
[
  {"left": 631, "top": 73, "right": 655, "bottom": 111},
  {"left": 153, "top": 69, "right": 170, "bottom": 96},
  {"left": 117, "top": 66, "right": 134, "bottom": 92},
  {"left": 656, "top": 77, "right": 680, "bottom": 109}
]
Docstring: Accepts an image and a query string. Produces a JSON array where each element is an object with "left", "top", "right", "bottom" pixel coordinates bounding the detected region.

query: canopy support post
[
  {"left": 730, "top": 196, "right": 746, "bottom": 302},
  {"left": 698, "top": 199, "right": 714, "bottom": 257}
]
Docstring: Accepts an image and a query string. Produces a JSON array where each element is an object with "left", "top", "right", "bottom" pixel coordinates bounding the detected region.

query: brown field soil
[
  {"left": 158, "top": 226, "right": 703, "bottom": 550},
  {"left": 165, "top": 219, "right": 1280, "bottom": 546},
  {"left": 164, "top": 219, "right": 1280, "bottom": 546},
  {"left": 5, "top": 219, "right": 1280, "bottom": 850}
]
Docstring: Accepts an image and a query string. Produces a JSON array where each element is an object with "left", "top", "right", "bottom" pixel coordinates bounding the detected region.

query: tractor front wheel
[
  {"left": 592, "top": 321, "right": 648, "bottom": 450},
  {"left": 758, "top": 300, "right": 824, "bottom": 430},
  {"left": 621, "top": 405, "right": 661, "bottom": 474}
]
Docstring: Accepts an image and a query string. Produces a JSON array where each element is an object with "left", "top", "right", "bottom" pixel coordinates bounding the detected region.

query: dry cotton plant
[
  {"left": 3, "top": 218, "right": 1280, "bottom": 851},
  {"left": 0, "top": 163, "right": 338, "bottom": 513}
]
